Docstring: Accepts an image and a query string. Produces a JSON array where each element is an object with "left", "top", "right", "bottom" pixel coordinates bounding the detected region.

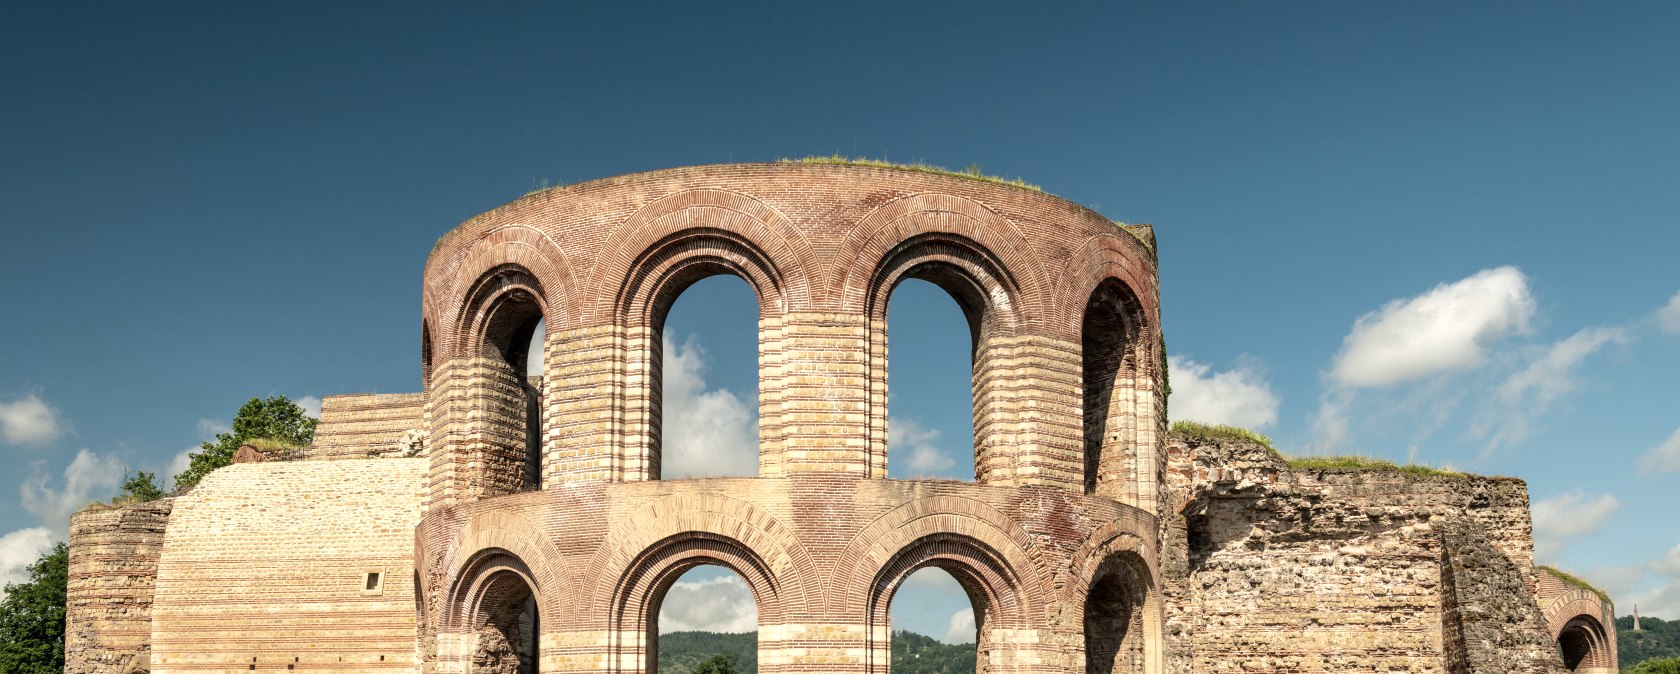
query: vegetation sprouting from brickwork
[
  {"left": 1537, "top": 566, "right": 1613, "bottom": 604},
  {"left": 780, "top": 155, "right": 1042, "bottom": 192},
  {"left": 1169, "top": 420, "right": 1275, "bottom": 452},
  {"left": 0, "top": 542, "right": 68, "bottom": 673},
  {"left": 1168, "top": 420, "right": 1472, "bottom": 478},
  {"left": 172, "top": 395, "right": 317, "bottom": 491}
]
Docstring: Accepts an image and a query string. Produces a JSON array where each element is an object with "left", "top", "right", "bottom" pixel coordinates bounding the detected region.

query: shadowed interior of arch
[
  {"left": 479, "top": 285, "right": 545, "bottom": 491},
  {"left": 657, "top": 275, "right": 761, "bottom": 479},
  {"left": 653, "top": 564, "right": 759, "bottom": 673},
  {"left": 471, "top": 570, "right": 539, "bottom": 674},
  {"left": 887, "top": 279, "right": 977, "bottom": 481},
  {"left": 1556, "top": 615, "right": 1608, "bottom": 671},
  {"left": 1082, "top": 278, "right": 1145, "bottom": 499},
  {"left": 1084, "top": 554, "right": 1149, "bottom": 674},
  {"left": 888, "top": 567, "right": 980, "bottom": 672}
]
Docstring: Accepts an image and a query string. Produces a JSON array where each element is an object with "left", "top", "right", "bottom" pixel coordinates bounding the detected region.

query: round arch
[
  {"left": 606, "top": 531, "right": 782, "bottom": 674},
  {"left": 1556, "top": 614, "right": 1612, "bottom": 672},
  {"left": 863, "top": 533, "right": 1029, "bottom": 674}
]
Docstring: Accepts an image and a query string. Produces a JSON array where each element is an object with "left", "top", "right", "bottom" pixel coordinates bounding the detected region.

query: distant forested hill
[
  {"left": 1621, "top": 615, "right": 1680, "bottom": 668},
  {"left": 656, "top": 629, "right": 975, "bottom": 674}
]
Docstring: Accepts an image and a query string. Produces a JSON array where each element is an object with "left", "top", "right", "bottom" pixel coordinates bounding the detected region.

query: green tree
[
  {"left": 691, "top": 654, "right": 741, "bottom": 674},
  {"left": 0, "top": 542, "right": 69, "bottom": 673},
  {"left": 173, "top": 395, "right": 317, "bottom": 491},
  {"left": 1630, "top": 656, "right": 1680, "bottom": 674},
  {"left": 116, "top": 469, "right": 165, "bottom": 504}
]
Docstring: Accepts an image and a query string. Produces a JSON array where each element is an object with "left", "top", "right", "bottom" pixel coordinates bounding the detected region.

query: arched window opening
[
  {"left": 476, "top": 283, "right": 546, "bottom": 493},
  {"left": 1082, "top": 279, "right": 1145, "bottom": 498},
  {"left": 657, "top": 275, "right": 761, "bottom": 480},
  {"left": 1556, "top": 616, "right": 1606, "bottom": 671},
  {"left": 1084, "top": 557, "right": 1148, "bottom": 674},
  {"left": 652, "top": 564, "right": 759, "bottom": 674},
  {"left": 887, "top": 567, "right": 980, "bottom": 673},
  {"left": 887, "top": 278, "right": 977, "bottom": 481},
  {"left": 472, "top": 572, "right": 539, "bottom": 674}
]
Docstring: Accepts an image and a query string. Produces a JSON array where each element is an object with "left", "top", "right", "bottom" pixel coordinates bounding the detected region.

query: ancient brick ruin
[{"left": 66, "top": 163, "right": 1616, "bottom": 673}]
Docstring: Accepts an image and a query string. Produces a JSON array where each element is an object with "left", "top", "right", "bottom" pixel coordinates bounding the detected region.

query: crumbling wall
[
  {"left": 150, "top": 458, "right": 427, "bottom": 673},
  {"left": 66, "top": 498, "right": 174, "bottom": 674},
  {"left": 305, "top": 392, "right": 426, "bottom": 460},
  {"left": 1162, "top": 434, "right": 1566, "bottom": 673}
]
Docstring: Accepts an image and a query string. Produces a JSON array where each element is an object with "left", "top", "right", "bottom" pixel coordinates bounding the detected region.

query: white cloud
[
  {"left": 942, "top": 607, "right": 976, "bottom": 645},
  {"left": 196, "top": 418, "right": 230, "bottom": 441},
  {"left": 1166, "top": 356, "right": 1279, "bottom": 429},
  {"left": 293, "top": 395, "right": 322, "bottom": 419},
  {"left": 1531, "top": 490, "right": 1621, "bottom": 561},
  {"left": 1657, "top": 290, "right": 1680, "bottom": 335},
  {"left": 1476, "top": 327, "right": 1627, "bottom": 448},
  {"left": 1640, "top": 426, "right": 1680, "bottom": 474},
  {"left": 0, "top": 394, "right": 64, "bottom": 446},
  {"left": 661, "top": 335, "right": 758, "bottom": 479},
  {"left": 0, "top": 527, "right": 54, "bottom": 595},
  {"left": 891, "top": 418, "right": 958, "bottom": 477},
  {"left": 1330, "top": 267, "right": 1534, "bottom": 388},
  {"left": 19, "top": 449, "right": 124, "bottom": 532},
  {"left": 168, "top": 448, "right": 195, "bottom": 483},
  {"left": 657, "top": 572, "right": 757, "bottom": 633}
]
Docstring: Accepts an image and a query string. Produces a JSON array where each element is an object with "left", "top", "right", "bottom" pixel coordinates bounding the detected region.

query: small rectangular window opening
[{"left": 365, "top": 572, "right": 382, "bottom": 591}]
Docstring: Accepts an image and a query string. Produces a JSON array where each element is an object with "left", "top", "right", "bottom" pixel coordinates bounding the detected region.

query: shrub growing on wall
[{"left": 172, "top": 395, "right": 317, "bottom": 491}]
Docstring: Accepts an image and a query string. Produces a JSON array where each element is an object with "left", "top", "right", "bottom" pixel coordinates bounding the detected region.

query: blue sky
[{"left": 2, "top": 1, "right": 1678, "bottom": 643}]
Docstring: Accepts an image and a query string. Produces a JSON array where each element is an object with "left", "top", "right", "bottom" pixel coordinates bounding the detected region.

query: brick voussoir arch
[
  {"left": 437, "top": 510, "right": 573, "bottom": 630},
  {"left": 1063, "top": 519, "right": 1161, "bottom": 606},
  {"left": 835, "top": 495, "right": 1046, "bottom": 620},
  {"left": 1060, "top": 235, "right": 1159, "bottom": 338},
  {"left": 582, "top": 491, "right": 819, "bottom": 622},
  {"left": 584, "top": 187, "right": 817, "bottom": 321},
  {"left": 835, "top": 192, "right": 1052, "bottom": 316},
  {"left": 430, "top": 224, "right": 576, "bottom": 360}
]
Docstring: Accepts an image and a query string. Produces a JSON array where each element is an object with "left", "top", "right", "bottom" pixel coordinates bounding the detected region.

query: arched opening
[
  {"left": 866, "top": 533, "right": 1028, "bottom": 674},
  {"left": 652, "top": 564, "right": 760, "bottom": 674},
  {"left": 888, "top": 567, "right": 980, "bottom": 672},
  {"left": 1557, "top": 615, "right": 1608, "bottom": 671},
  {"left": 1083, "top": 554, "right": 1149, "bottom": 674},
  {"left": 656, "top": 275, "right": 761, "bottom": 479},
  {"left": 470, "top": 570, "right": 539, "bottom": 674},
  {"left": 1082, "top": 278, "right": 1148, "bottom": 502},
  {"left": 886, "top": 278, "right": 980, "bottom": 481},
  {"left": 462, "top": 265, "right": 549, "bottom": 495}
]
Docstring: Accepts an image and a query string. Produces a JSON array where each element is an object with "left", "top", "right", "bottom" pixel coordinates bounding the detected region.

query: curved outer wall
[{"left": 416, "top": 164, "right": 1167, "bottom": 673}]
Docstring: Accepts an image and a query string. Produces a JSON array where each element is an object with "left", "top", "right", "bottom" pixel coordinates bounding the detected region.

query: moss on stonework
[
  {"left": 1539, "top": 565, "right": 1613, "bottom": 604},
  {"left": 780, "top": 155, "right": 1043, "bottom": 192},
  {"left": 1169, "top": 421, "right": 1276, "bottom": 453}
]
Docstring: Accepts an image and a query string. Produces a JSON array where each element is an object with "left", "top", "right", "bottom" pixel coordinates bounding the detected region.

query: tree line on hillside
[
  {"left": 0, "top": 395, "right": 316, "bottom": 670},
  {"left": 656, "top": 629, "right": 976, "bottom": 674},
  {"left": 1622, "top": 615, "right": 1680, "bottom": 670}
]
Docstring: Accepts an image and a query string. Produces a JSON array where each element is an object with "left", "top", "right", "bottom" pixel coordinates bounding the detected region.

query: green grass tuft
[
  {"left": 1283, "top": 455, "right": 1465, "bottom": 479},
  {"left": 779, "top": 155, "right": 1042, "bottom": 192},
  {"left": 1538, "top": 565, "right": 1613, "bottom": 604},
  {"left": 1169, "top": 421, "right": 1275, "bottom": 452}
]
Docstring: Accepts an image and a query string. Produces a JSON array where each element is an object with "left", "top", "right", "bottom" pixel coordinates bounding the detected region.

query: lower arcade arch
[
  {"left": 1556, "top": 614, "right": 1612, "bottom": 672},
  {"left": 1082, "top": 552, "right": 1152, "bottom": 674},
  {"left": 866, "top": 534, "right": 1028, "bottom": 674},
  {"left": 608, "top": 532, "right": 779, "bottom": 674},
  {"left": 447, "top": 552, "right": 543, "bottom": 674}
]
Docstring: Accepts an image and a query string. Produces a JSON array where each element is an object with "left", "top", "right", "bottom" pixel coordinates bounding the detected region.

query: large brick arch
[
  {"left": 1065, "top": 526, "right": 1163, "bottom": 674},
  {"left": 431, "top": 510, "right": 572, "bottom": 674},
  {"left": 1542, "top": 588, "right": 1618, "bottom": 672},
  {"left": 428, "top": 224, "right": 576, "bottom": 359}
]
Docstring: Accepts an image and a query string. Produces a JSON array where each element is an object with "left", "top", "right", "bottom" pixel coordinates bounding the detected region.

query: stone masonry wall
[
  {"left": 66, "top": 498, "right": 175, "bottom": 674},
  {"left": 1162, "top": 434, "right": 1565, "bottom": 674},
  {"left": 307, "top": 392, "right": 426, "bottom": 460},
  {"left": 150, "top": 458, "right": 427, "bottom": 673}
]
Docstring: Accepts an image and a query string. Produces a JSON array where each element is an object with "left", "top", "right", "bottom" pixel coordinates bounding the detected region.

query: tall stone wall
[
  {"left": 306, "top": 392, "right": 426, "bottom": 460},
  {"left": 1161, "top": 433, "right": 1566, "bottom": 674},
  {"left": 150, "top": 458, "right": 427, "bottom": 673},
  {"left": 66, "top": 498, "right": 175, "bottom": 674}
]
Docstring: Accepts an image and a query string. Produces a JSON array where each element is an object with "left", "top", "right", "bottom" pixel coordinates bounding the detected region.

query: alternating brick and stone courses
[{"left": 64, "top": 162, "right": 1610, "bottom": 673}]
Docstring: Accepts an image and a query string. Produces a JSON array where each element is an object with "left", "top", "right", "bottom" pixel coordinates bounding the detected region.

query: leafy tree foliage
[
  {"left": 1622, "top": 615, "right": 1680, "bottom": 667},
  {"left": 1629, "top": 656, "right": 1680, "bottom": 674},
  {"left": 0, "top": 542, "right": 69, "bottom": 673},
  {"left": 116, "top": 469, "right": 165, "bottom": 504},
  {"left": 172, "top": 395, "right": 317, "bottom": 491},
  {"left": 691, "top": 654, "right": 741, "bottom": 674}
]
